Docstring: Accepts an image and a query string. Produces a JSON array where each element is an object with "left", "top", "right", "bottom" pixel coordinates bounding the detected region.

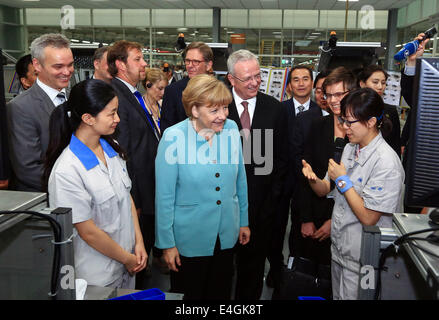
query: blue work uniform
[{"left": 48, "top": 134, "right": 136, "bottom": 288}]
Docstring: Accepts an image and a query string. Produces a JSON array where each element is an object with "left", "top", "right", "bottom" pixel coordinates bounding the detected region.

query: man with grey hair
[
  {"left": 226, "top": 49, "right": 288, "bottom": 300},
  {"left": 92, "top": 46, "right": 112, "bottom": 83},
  {"left": 7, "top": 33, "right": 74, "bottom": 191}
]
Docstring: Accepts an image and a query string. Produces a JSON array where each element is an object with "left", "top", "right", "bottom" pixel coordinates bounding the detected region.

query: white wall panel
[
  {"left": 26, "top": 8, "right": 59, "bottom": 26},
  {"left": 319, "top": 10, "right": 356, "bottom": 29},
  {"left": 122, "top": 9, "right": 150, "bottom": 27},
  {"left": 221, "top": 9, "right": 248, "bottom": 28},
  {"left": 185, "top": 9, "right": 212, "bottom": 27},
  {"left": 152, "top": 9, "right": 184, "bottom": 27},
  {"left": 283, "top": 10, "right": 318, "bottom": 28},
  {"left": 93, "top": 9, "right": 121, "bottom": 26}
]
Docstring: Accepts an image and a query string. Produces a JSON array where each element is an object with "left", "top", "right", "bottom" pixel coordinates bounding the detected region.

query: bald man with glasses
[{"left": 161, "top": 42, "right": 213, "bottom": 132}]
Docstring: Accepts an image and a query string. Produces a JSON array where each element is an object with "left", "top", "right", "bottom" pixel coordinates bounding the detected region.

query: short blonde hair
[
  {"left": 182, "top": 74, "right": 232, "bottom": 118},
  {"left": 142, "top": 68, "right": 167, "bottom": 89}
]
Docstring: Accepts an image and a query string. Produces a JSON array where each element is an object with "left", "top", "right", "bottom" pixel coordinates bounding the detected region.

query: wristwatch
[
  {"left": 337, "top": 179, "right": 347, "bottom": 189},
  {"left": 335, "top": 175, "right": 353, "bottom": 194}
]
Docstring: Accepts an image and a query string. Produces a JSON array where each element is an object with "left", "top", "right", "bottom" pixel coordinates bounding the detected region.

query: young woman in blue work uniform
[
  {"left": 44, "top": 79, "right": 147, "bottom": 289},
  {"left": 302, "top": 88, "right": 404, "bottom": 299}
]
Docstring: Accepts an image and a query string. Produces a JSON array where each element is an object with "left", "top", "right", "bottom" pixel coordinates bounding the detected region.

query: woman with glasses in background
[
  {"left": 296, "top": 67, "right": 357, "bottom": 274},
  {"left": 302, "top": 88, "right": 404, "bottom": 300},
  {"left": 357, "top": 65, "right": 401, "bottom": 158}
]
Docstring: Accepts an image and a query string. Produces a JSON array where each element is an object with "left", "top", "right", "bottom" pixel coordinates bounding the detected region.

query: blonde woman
[
  {"left": 155, "top": 74, "right": 250, "bottom": 300},
  {"left": 141, "top": 68, "right": 168, "bottom": 134}
]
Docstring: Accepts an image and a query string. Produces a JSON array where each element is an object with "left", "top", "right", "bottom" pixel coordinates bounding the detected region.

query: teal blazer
[{"left": 155, "top": 118, "right": 249, "bottom": 257}]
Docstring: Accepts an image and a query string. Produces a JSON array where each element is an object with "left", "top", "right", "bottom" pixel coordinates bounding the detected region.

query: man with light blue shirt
[{"left": 6, "top": 33, "right": 74, "bottom": 191}]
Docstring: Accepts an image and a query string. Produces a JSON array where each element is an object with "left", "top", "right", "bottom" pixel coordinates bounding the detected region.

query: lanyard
[{"left": 133, "top": 91, "right": 160, "bottom": 140}]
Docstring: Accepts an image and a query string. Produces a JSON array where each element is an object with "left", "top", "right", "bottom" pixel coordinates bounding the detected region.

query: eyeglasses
[
  {"left": 231, "top": 73, "right": 262, "bottom": 84},
  {"left": 324, "top": 90, "right": 349, "bottom": 100},
  {"left": 337, "top": 116, "right": 361, "bottom": 128},
  {"left": 184, "top": 59, "right": 205, "bottom": 66}
]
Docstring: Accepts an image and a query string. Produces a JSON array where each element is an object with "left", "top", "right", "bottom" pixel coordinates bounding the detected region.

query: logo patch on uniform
[{"left": 358, "top": 178, "right": 363, "bottom": 183}]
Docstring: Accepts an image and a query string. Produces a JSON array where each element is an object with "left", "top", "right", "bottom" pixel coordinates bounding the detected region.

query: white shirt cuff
[{"left": 404, "top": 65, "right": 416, "bottom": 76}]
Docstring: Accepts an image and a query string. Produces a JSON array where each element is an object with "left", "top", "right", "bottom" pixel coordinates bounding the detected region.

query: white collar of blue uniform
[
  {"left": 69, "top": 134, "right": 118, "bottom": 170},
  {"left": 347, "top": 132, "right": 384, "bottom": 166}
]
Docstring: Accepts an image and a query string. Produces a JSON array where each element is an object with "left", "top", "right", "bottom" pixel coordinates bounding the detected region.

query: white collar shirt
[
  {"left": 116, "top": 77, "right": 138, "bottom": 93},
  {"left": 36, "top": 78, "right": 67, "bottom": 106},
  {"left": 232, "top": 87, "right": 257, "bottom": 124},
  {"left": 293, "top": 97, "right": 310, "bottom": 116}
]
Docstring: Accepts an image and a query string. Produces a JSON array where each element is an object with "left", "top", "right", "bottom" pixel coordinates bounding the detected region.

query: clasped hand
[{"left": 328, "top": 159, "right": 347, "bottom": 181}]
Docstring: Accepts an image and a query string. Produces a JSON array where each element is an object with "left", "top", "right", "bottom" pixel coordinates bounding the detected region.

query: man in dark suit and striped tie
[
  {"left": 226, "top": 49, "right": 288, "bottom": 300},
  {"left": 267, "top": 66, "right": 323, "bottom": 290}
]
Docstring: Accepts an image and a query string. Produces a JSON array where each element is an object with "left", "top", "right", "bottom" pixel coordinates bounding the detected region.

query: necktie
[
  {"left": 240, "top": 101, "right": 251, "bottom": 139},
  {"left": 56, "top": 92, "right": 66, "bottom": 106},
  {"left": 297, "top": 105, "right": 305, "bottom": 114}
]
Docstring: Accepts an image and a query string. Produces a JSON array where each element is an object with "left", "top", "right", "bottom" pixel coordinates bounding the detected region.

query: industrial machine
[{"left": 0, "top": 190, "right": 75, "bottom": 300}]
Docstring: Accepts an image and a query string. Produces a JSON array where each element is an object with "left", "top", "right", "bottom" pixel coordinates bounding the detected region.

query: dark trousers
[
  {"left": 170, "top": 236, "right": 235, "bottom": 300},
  {"left": 235, "top": 215, "right": 273, "bottom": 300},
  {"left": 267, "top": 193, "right": 291, "bottom": 271},
  {"left": 135, "top": 214, "right": 163, "bottom": 289}
]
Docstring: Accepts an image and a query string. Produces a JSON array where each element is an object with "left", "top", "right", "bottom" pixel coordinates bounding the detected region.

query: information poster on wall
[
  {"left": 382, "top": 71, "right": 401, "bottom": 107},
  {"left": 258, "top": 67, "right": 289, "bottom": 102}
]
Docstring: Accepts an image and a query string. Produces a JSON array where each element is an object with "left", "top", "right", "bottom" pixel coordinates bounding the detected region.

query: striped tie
[{"left": 240, "top": 101, "right": 250, "bottom": 139}]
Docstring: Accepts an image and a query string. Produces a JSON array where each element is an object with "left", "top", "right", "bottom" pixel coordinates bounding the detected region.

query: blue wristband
[{"left": 335, "top": 175, "right": 353, "bottom": 194}]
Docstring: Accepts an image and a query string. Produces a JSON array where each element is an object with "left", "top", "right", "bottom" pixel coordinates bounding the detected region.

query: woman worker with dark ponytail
[
  {"left": 301, "top": 88, "right": 404, "bottom": 299},
  {"left": 44, "top": 79, "right": 147, "bottom": 289}
]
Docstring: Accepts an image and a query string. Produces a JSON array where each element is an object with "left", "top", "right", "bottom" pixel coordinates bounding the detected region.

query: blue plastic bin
[
  {"left": 298, "top": 296, "right": 325, "bottom": 300},
  {"left": 109, "top": 288, "right": 165, "bottom": 300}
]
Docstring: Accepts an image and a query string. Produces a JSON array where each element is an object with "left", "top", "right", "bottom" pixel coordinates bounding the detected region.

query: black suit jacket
[
  {"left": 228, "top": 91, "right": 288, "bottom": 231},
  {"left": 161, "top": 77, "right": 190, "bottom": 132},
  {"left": 383, "top": 103, "right": 401, "bottom": 158},
  {"left": 400, "top": 72, "right": 414, "bottom": 148},
  {"left": 282, "top": 98, "right": 321, "bottom": 196},
  {"left": 112, "top": 78, "right": 160, "bottom": 216},
  {"left": 298, "top": 115, "right": 348, "bottom": 226}
]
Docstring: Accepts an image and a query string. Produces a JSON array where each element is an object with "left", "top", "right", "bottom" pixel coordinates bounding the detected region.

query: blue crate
[
  {"left": 298, "top": 296, "right": 325, "bottom": 300},
  {"left": 109, "top": 288, "right": 165, "bottom": 300}
]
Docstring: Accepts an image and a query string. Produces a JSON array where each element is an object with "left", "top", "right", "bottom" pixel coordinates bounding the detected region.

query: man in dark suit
[
  {"left": 107, "top": 40, "right": 157, "bottom": 289},
  {"left": 161, "top": 42, "right": 213, "bottom": 132},
  {"left": 15, "top": 54, "right": 37, "bottom": 94},
  {"left": 162, "top": 62, "right": 176, "bottom": 85},
  {"left": 92, "top": 46, "right": 112, "bottom": 83},
  {"left": 266, "top": 66, "right": 323, "bottom": 289},
  {"left": 400, "top": 33, "right": 429, "bottom": 214},
  {"left": 226, "top": 49, "right": 288, "bottom": 300},
  {"left": 7, "top": 33, "right": 74, "bottom": 191}
]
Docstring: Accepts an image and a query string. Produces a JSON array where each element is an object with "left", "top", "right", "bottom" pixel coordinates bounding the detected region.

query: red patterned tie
[{"left": 240, "top": 101, "right": 251, "bottom": 139}]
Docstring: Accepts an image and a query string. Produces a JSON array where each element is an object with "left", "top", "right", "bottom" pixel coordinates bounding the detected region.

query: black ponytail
[
  {"left": 42, "top": 101, "right": 76, "bottom": 192},
  {"left": 43, "top": 79, "right": 127, "bottom": 191},
  {"left": 341, "top": 88, "right": 393, "bottom": 137}
]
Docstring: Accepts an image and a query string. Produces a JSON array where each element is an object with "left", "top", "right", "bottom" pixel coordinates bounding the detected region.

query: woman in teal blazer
[{"left": 155, "top": 74, "right": 250, "bottom": 300}]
